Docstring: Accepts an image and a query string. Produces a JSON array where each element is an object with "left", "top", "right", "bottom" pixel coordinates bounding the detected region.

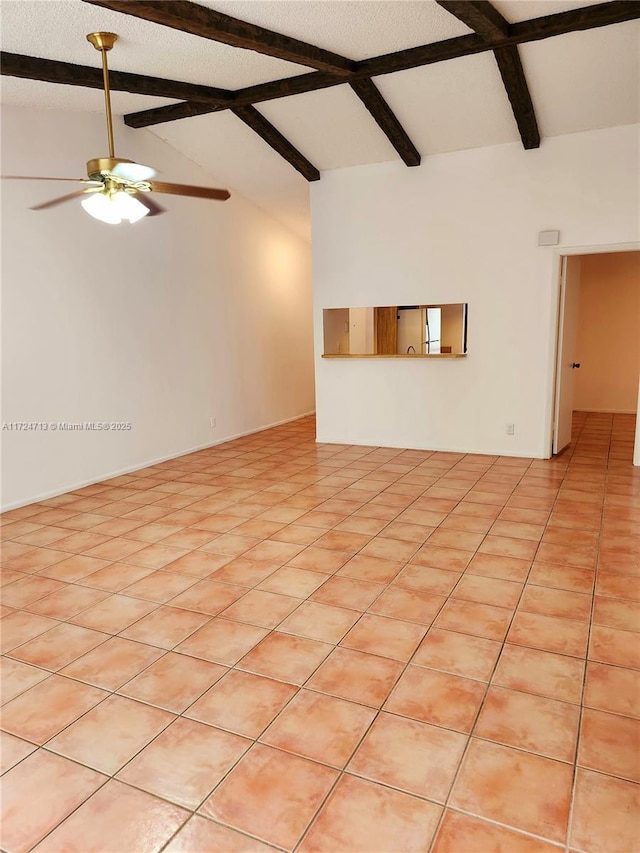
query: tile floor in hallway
[{"left": 1, "top": 411, "right": 638, "bottom": 853}]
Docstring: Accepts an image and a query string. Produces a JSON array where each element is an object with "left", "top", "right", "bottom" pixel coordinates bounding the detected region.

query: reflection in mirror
[{"left": 323, "top": 304, "right": 468, "bottom": 356}]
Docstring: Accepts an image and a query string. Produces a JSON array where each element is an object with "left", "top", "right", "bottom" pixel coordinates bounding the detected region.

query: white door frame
[{"left": 546, "top": 241, "right": 640, "bottom": 460}]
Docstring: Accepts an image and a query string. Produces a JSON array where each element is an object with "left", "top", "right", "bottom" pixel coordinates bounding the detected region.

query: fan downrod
[{"left": 86, "top": 32, "right": 119, "bottom": 157}]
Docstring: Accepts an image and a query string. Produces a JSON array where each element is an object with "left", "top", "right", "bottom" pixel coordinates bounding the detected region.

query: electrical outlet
[
  {"left": 210, "top": 417, "right": 217, "bottom": 429},
  {"left": 506, "top": 423, "right": 515, "bottom": 435}
]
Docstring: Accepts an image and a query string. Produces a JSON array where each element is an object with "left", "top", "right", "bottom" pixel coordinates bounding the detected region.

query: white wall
[
  {"left": 311, "top": 124, "right": 640, "bottom": 457},
  {"left": 1, "top": 106, "right": 314, "bottom": 509}
]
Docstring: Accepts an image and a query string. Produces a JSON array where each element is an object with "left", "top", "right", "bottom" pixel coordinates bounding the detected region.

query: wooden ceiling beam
[
  {"left": 436, "top": 1, "right": 539, "bottom": 149},
  {"left": 436, "top": 1, "right": 509, "bottom": 40},
  {"left": 124, "top": 1, "right": 640, "bottom": 129},
  {"left": 349, "top": 78, "right": 420, "bottom": 167},
  {"left": 125, "top": 69, "right": 347, "bottom": 127},
  {"left": 231, "top": 105, "right": 320, "bottom": 181},
  {"left": 0, "top": 51, "right": 233, "bottom": 105},
  {"left": 83, "top": 0, "right": 356, "bottom": 75},
  {"left": 124, "top": 38, "right": 484, "bottom": 127},
  {"left": 493, "top": 45, "right": 540, "bottom": 149}
]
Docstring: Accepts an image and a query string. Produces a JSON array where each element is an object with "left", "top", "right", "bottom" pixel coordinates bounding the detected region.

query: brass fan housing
[{"left": 86, "top": 157, "right": 134, "bottom": 180}]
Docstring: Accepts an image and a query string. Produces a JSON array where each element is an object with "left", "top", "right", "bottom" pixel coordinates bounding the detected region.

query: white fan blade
[{"left": 110, "top": 161, "right": 156, "bottom": 182}]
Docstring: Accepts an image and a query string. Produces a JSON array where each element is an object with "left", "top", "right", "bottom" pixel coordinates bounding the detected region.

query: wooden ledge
[{"left": 321, "top": 353, "right": 467, "bottom": 359}]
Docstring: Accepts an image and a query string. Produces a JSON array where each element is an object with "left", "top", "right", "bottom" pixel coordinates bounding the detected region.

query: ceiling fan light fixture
[
  {"left": 113, "top": 190, "right": 150, "bottom": 223},
  {"left": 81, "top": 190, "right": 149, "bottom": 224},
  {"left": 81, "top": 191, "right": 120, "bottom": 224}
]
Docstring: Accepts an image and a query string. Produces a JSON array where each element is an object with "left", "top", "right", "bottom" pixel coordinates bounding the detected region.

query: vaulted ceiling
[{"left": 1, "top": 0, "right": 639, "bottom": 238}]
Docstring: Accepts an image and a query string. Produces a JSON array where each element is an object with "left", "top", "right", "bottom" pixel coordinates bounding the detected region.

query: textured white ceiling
[
  {"left": 493, "top": 0, "right": 606, "bottom": 24},
  {"left": 259, "top": 84, "right": 401, "bottom": 170},
  {"left": 0, "top": 0, "right": 307, "bottom": 88},
  {"left": 1, "top": 0, "right": 638, "bottom": 240},
  {"left": 374, "top": 52, "right": 521, "bottom": 155},
  {"left": 0, "top": 76, "right": 176, "bottom": 115},
  {"left": 519, "top": 21, "right": 639, "bottom": 138},
  {"left": 207, "top": 1, "right": 471, "bottom": 58}
]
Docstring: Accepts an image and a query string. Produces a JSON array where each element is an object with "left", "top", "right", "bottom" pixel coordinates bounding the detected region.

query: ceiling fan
[{"left": 3, "top": 32, "right": 230, "bottom": 224}]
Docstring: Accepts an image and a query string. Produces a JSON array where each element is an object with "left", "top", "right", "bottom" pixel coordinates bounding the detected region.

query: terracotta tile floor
[{"left": 1, "top": 411, "right": 639, "bottom": 853}]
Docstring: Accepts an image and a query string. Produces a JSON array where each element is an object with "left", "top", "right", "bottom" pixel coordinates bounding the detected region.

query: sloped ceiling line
[
  {"left": 436, "top": 0, "right": 540, "bottom": 149},
  {"left": 123, "top": 1, "right": 640, "bottom": 129}
]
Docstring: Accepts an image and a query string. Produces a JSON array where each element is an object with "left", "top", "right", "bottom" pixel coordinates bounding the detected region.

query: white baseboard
[
  {"left": 315, "top": 434, "right": 544, "bottom": 460},
  {"left": 1, "top": 410, "right": 316, "bottom": 513}
]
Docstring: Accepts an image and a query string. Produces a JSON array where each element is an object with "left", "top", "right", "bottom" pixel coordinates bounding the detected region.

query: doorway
[{"left": 551, "top": 245, "right": 640, "bottom": 465}]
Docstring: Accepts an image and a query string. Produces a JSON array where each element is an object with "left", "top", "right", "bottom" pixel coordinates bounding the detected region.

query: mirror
[{"left": 323, "top": 304, "right": 468, "bottom": 356}]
